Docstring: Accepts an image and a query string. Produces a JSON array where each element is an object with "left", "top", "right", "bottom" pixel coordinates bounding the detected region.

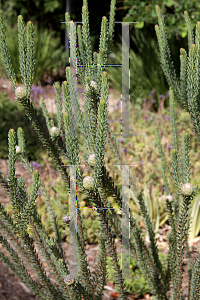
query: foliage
[
  {"left": 107, "top": 250, "right": 168, "bottom": 296},
  {"left": 107, "top": 254, "right": 149, "bottom": 296},
  {"left": 0, "top": 2, "right": 200, "bottom": 300},
  {"left": 107, "top": 28, "right": 168, "bottom": 111},
  {"left": 121, "top": 0, "right": 200, "bottom": 39},
  {"left": 0, "top": 21, "right": 67, "bottom": 85},
  {"left": 0, "top": 93, "right": 45, "bottom": 160}
]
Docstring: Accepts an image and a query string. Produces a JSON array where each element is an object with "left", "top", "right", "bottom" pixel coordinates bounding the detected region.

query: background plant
[
  {"left": 0, "top": 21, "right": 67, "bottom": 85},
  {"left": 107, "top": 28, "right": 169, "bottom": 111},
  {"left": 0, "top": 93, "right": 45, "bottom": 160},
  {"left": 120, "top": 0, "right": 200, "bottom": 39},
  {"left": 0, "top": 1, "right": 200, "bottom": 300}
]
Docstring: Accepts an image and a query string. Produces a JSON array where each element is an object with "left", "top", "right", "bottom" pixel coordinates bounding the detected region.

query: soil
[{"left": 0, "top": 76, "right": 200, "bottom": 300}]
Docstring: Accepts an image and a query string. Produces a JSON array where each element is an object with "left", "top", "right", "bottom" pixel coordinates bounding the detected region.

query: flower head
[
  {"left": 83, "top": 176, "right": 94, "bottom": 190},
  {"left": 181, "top": 182, "right": 194, "bottom": 196},
  {"left": 50, "top": 127, "right": 60, "bottom": 137},
  {"left": 15, "top": 86, "right": 26, "bottom": 99},
  {"left": 88, "top": 154, "right": 96, "bottom": 167},
  {"left": 86, "top": 80, "right": 98, "bottom": 92},
  {"left": 63, "top": 215, "right": 70, "bottom": 224},
  {"left": 64, "top": 275, "right": 74, "bottom": 285},
  {"left": 16, "top": 146, "right": 21, "bottom": 154},
  {"left": 166, "top": 195, "right": 173, "bottom": 202}
]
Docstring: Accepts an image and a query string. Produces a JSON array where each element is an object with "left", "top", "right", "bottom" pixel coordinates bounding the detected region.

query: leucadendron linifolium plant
[{"left": 0, "top": 1, "right": 200, "bottom": 299}]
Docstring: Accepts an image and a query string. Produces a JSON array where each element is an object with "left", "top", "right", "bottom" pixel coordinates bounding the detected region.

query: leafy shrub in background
[
  {"left": 0, "top": 21, "right": 67, "bottom": 85},
  {"left": 0, "top": 93, "right": 45, "bottom": 160},
  {"left": 107, "top": 251, "right": 168, "bottom": 297},
  {"left": 107, "top": 28, "right": 169, "bottom": 111},
  {"left": 121, "top": 0, "right": 200, "bottom": 39}
]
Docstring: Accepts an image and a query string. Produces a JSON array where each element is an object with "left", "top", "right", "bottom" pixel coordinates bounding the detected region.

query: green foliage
[
  {"left": 0, "top": 93, "right": 45, "bottom": 160},
  {"left": 1, "top": 2, "right": 200, "bottom": 300},
  {"left": 121, "top": 0, "right": 200, "bottom": 39},
  {"left": 0, "top": 21, "right": 66, "bottom": 85},
  {"left": 107, "top": 250, "right": 168, "bottom": 296},
  {"left": 107, "top": 28, "right": 168, "bottom": 110}
]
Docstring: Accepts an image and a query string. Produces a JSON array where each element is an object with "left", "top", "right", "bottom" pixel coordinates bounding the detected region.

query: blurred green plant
[
  {"left": 0, "top": 21, "right": 67, "bottom": 84},
  {"left": 0, "top": 93, "right": 45, "bottom": 160},
  {"left": 106, "top": 251, "right": 168, "bottom": 296},
  {"left": 107, "top": 29, "right": 169, "bottom": 111},
  {"left": 120, "top": 0, "right": 200, "bottom": 39}
]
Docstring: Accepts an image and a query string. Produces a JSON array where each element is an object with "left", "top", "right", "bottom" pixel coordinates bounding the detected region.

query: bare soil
[{"left": 0, "top": 77, "right": 200, "bottom": 300}]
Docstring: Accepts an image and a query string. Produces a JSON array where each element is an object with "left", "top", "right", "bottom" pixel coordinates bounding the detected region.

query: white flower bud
[
  {"left": 15, "top": 86, "right": 26, "bottom": 99},
  {"left": 88, "top": 154, "right": 96, "bottom": 167},
  {"left": 64, "top": 274, "right": 74, "bottom": 285},
  {"left": 86, "top": 80, "right": 98, "bottom": 92},
  {"left": 83, "top": 176, "right": 94, "bottom": 190},
  {"left": 181, "top": 183, "right": 194, "bottom": 196},
  {"left": 90, "top": 80, "right": 97, "bottom": 89},
  {"left": 63, "top": 215, "right": 70, "bottom": 223},
  {"left": 166, "top": 195, "right": 173, "bottom": 202},
  {"left": 50, "top": 126, "right": 60, "bottom": 137},
  {"left": 16, "top": 146, "right": 21, "bottom": 154}
]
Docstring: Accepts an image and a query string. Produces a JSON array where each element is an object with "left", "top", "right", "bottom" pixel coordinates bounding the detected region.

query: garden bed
[{"left": 0, "top": 78, "right": 200, "bottom": 300}]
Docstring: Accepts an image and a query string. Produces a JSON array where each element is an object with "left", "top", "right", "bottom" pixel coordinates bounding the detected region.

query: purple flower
[
  {"left": 162, "top": 186, "right": 166, "bottom": 190},
  {"left": 150, "top": 99, "right": 155, "bottom": 103},
  {"left": 159, "top": 94, "right": 165, "bottom": 98},
  {"left": 143, "top": 98, "right": 146, "bottom": 102},
  {"left": 147, "top": 116, "right": 151, "bottom": 120},
  {"left": 30, "top": 85, "right": 46, "bottom": 100},
  {"left": 32, "top": 162, "right": 41, "bottom": 169},
  {"left": 123, "top": 148, "right": 129, "bottom": 153},
  {"left": 165, "top": 116, "right": 170, "bottom": 121},
  {"left": 116, "top": 100, "right": 121, "bottom": 108},
  {"left": 149, "top": 90, "right": 155, "bottom": 96},
  {"left": 37, "top": 189, "right": 41, "bottom": 196},
  {"left": 166, "top": 91, "right": 169, "bottom": 97},
  {"left": 118, "top": 137, "right": 124, "bottom": 143},
  {"left": 140, "top": 161, "right": 143, "bottom": 165}
]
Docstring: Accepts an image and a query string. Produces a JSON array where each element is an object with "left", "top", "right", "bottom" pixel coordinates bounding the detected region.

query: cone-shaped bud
[
  {"left": 16, "top": 146, "right": 21, "bottom": 154},
  {"left": 15, "top": 86, "right": 26, "bottom": 99},
  {"left": 88, "top": 154, "right": 96, "bottom": 167},
  {"left": 50, "top": 126, "right": 60, "bottom": 137},
  {"left": 64, "top": 274, "right": 74, "bottom": 285},
  {"left": 83, "top": 176, "right": 94, "bottom": 190},
  {"left": 181, "top": 183, "right": 194, "bottom": 196},
  {"left": 63, "top": 215, "right": 70, "bottom": 224}
]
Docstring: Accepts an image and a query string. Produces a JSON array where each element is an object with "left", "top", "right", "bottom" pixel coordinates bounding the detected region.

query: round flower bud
[
  {"left": 86, "top": 80, "right": 98, "bottom": 92},
  {"left": 16, "top": 146, "right": 21, "bottom": 154},
  {"left": 63, "top": 215, "right": 70, "bottom": 224},
  {"left": 15, "top": 86, "right": 26, "bottom": 99},
  {"left": 166, "top": 195, "right": 173, "bottom": 202},
  {"left": 88, "top": 154, "right": 96, "bottom": 167},
  {"left": 50, "top": 126, "right": 60, "bottom": 137},
  {"left": 90, "top": 80, "right": 97, "bottom": 90},
  {"left": 181, "top": 182, "right": 194, "bottom": 196},
  {"left": 83, "top": 176, "right": 94, "bottom": 190},
  {"left": 64, "top": 274, "right": 74, "bottom": 285}
]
